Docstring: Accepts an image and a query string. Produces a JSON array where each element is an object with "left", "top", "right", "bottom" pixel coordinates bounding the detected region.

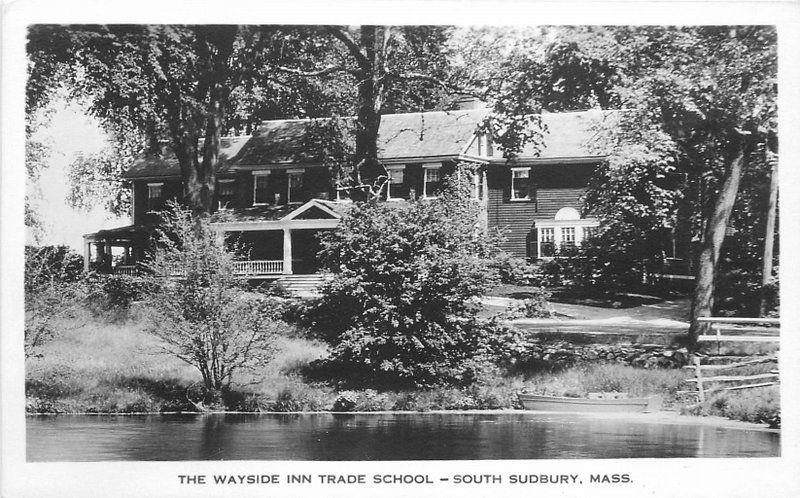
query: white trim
[
  {"left": 218, "top": 178, "right": 235, "bottom": 183},
  {"left": 535, "top": 218, "right": 600, "bottom": 259},
  {"left": 213, "top": 218, "right": 340, "bottom": 231},
  {"left": 146, "top": 181, "right": 165, "bottom": 187},
  {"left": 281, "top": 199, "right": 341, "bottom": 221},
  {"left": 422, "top": 163, "right": 442, "bottom": 199},
  {"left": 510, "top": 167, "right": 531, "bottom": 201},
  {"left": 385, "top": 165, "right": 405, "bottom": 200}
]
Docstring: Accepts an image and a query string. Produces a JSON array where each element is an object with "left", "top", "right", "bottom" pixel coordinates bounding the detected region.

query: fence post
[{"left": 693, "top": 356, "right": 705, "bottom": 402}]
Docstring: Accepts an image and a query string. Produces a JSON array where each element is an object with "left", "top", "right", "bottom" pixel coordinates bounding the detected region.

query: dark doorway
[{"left": 291, "top": 229, "right": 328, "bottom": 274}]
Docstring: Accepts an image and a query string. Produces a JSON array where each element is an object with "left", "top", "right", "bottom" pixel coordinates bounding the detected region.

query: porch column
[
  {"left": 83, "top": 238, "right": 91, "bottom": 272},
  {"left": 283, "top": 228, "right": 293, "bottom": 275}
]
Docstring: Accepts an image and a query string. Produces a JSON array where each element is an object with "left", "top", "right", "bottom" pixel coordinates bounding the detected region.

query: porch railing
[
  {"left": 232, "top": 260, "right": 284, "bottom": 275},
  {"left": 113, "top": 265, "right": 139, "bottom": 275}
]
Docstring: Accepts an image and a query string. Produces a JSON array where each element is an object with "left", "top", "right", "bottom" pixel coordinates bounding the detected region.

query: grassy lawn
[{"left": 24, "top": 306, "right": 778, "bottom": 427}]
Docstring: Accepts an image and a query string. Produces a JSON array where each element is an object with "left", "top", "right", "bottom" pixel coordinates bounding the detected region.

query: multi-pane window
[
  {"left": 511, "top": 168, "right": 530, "bottom": 200},
  {"left": 386, "top": 166, "right": 405, "bottom": 200},
  {"left": 561, "top": 227, "right": 576, "bottom": 248},
  {"left": 540, "top": 227, "right": 555, "bottom": 257},
  {"left": 147, "top": 183, "right": 164, "bottom": 211},
  {"left": 423, "top": 164, "right": 441, "bottom": 198},
  {"left": 287, "top": 170, "right": 304, "bottom": 203},
  {"left": 583, "top": 226, "right": 598, "bottom": 241},
  {"left": 218, "top": 179, "right": 235, "bottom": 208},
  {"left": 253, "top": 173, "right": 271, "bottom": 204}
]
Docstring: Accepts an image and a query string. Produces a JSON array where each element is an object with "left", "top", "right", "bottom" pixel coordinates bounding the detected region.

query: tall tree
[
  {"left": 471, "top": 26, "right": 777, "bottom": 345},
  {"left": 275, "top": 25, "right": 455, "bottom": 199},
  {"left": 27, "top": 25, "right": 327, "bottom": 215}
]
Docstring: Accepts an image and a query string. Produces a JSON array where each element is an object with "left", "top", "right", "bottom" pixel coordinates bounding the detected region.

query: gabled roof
[
  {"left": 124, "top": 135, "right": 251, "bottom": 179},
  {"left": 123, "top": 108, "right": 617, "bottom": 179}
]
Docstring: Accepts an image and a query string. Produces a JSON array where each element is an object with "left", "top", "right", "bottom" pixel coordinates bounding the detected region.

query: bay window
[
  {"left": 540, "top": 227, "right": 556, "bottom": 257},
  {"left": 561, "top": 227, "right": 576, "bottom": 249}
]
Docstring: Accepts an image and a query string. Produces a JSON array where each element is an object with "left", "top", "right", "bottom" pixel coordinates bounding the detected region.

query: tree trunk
[
  {"left": 759, "top": 156, "right": 778, "bottom": 316},
  {"left": 349, "top": 26, "right": 385, "bottom": 201},
  {"left": 688, "top": 144, "right": 747, "bottom": 350}
]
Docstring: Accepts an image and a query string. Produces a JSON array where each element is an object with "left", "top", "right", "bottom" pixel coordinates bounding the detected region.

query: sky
[{"left": 27, "top": 99, "right": 129, "bottom": 250}]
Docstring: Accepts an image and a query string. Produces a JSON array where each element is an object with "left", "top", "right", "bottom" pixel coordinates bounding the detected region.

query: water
[{"left": 26, "top": 413, "right": 779, "bottom": 461}]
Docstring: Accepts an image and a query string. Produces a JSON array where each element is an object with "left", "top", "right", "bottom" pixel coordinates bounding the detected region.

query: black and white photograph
[{"left": 2, "top": 1, "right": 800, "bottom": 496}]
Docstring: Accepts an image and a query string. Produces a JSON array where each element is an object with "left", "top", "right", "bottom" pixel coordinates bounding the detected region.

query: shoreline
[{"left": 26, "top": 408, "right": 779, "bottom": 433}]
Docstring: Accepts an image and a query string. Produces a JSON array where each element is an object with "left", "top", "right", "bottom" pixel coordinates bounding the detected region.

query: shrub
[
  {"left": 490, "top": 252, "right": 535, "bottom": 284},
  {"left": 311, "top": 173, "right": 503, "bottom": 388},
  {"left": 85, "top": 273, "right": 154, "bottom": 317},
  {"left": 142, "top": 204, "right": 282, "bottom": 399},
  {"left": 332, "top": 391, "right": 359, "bottom": 412},
  {"left": 502, "top": 287, "right": 554, "bottom": 319},
  {"left": 24, "top": 246, "right": 87, "bottom": 357}
]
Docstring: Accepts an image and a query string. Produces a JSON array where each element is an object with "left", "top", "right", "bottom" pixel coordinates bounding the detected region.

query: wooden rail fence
[{"left": 682, "top": 317, "right": 779, "bottom": 402}]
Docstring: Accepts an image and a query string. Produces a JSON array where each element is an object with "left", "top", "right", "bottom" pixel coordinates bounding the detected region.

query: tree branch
[
  {"left": 326, "top": 26, "right": 369, "bottom": 68},
  {"left": 274, "top": 64, "right": 349, "bottom": 78}
]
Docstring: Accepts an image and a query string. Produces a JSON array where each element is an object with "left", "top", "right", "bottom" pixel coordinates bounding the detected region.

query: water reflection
[{"left": 27, "top": 413, "right": 779, "bottom": 462}]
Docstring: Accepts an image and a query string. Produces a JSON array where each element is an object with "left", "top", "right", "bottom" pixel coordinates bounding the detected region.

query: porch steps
[{"left": 274, "top": 274, "right": 332, "bottom": 296}]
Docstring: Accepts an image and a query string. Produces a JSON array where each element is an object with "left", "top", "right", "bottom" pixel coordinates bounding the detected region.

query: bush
[
  {"left": 490, "top": 252, "right": 535, "bottom": 284},
  {"left": 85, "top": 273, "right": 154, "bottom": 317},
  {"left": 24, "top": 246, "right": 87, "bottom": 357},
  {"left": 502, "top": 287, "right": 554, "bottom": 319},
  {"left": 142, "top": 204, "right": 282, "bottom": 397},
  {"left": 310, "top": 173, "right": 504, "bottom": 388}
]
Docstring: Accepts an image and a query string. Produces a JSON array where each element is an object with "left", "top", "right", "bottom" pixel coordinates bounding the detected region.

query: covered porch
[
  {"left": 213, "top": 199, "right": 344, "bottom": 278},
  {"left": 82, "top": 224, "right": 154, "bottom": 274}
]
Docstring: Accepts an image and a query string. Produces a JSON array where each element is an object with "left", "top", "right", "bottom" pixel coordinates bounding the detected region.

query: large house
[{"left": 82, "top": 106, "right": 616, "bottom": 280}]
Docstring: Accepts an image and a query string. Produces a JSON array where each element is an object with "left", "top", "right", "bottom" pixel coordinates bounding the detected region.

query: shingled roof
[
  {"left": 124, "top": 135, "right": 252, "bottom": 179},
  {"left": 123, "top": 109, "right": 615, "bottom": 179}
]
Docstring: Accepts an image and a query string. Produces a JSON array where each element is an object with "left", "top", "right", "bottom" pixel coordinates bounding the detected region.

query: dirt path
[{"left": 482, "top": 296, "right": 691, "bottom": 325}]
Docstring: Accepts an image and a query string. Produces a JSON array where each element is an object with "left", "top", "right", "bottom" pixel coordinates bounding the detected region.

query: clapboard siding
[{"left": 486, "top": 163, "right": 595, "bottom": 258}]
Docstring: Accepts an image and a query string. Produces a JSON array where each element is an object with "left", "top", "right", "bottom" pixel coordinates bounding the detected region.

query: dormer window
[
  {"left": 218, "top": 179, "right": 235, "bottom": 209},
  {"left": 253, "top": 171, "right": 271, "bottom": 205},
  {"left": 511, "top": 167, "right": 530, "bottom": 201},
  {"left": 477, "top": 134, "right": 493, "bottom": 157},
  {"left": 422, "top": 163, "right": 441, "bottom": 198},
  {"left": 147, "top": 182, "right": 164, "bottom": 211},
  {"left": 386, "top": 165, "right": 405, "bottom": 200}
]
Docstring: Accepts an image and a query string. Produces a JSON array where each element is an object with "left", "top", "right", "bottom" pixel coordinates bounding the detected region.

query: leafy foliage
[
  {"left": 310, "top": 174, "right": 503, "bottom": 388},
  {"left": 142, "top": 204, "right": 281, "bottom": 395},
  {"left": 24, "top": 246, "right": 86, "bottom": 357}
]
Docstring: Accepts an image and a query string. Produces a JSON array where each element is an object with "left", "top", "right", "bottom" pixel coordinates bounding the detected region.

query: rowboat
[{"left": 517, "top": 392, "right": 661, "bottom": 413}]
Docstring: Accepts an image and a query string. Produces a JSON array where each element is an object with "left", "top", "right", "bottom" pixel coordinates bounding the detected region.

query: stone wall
[{"left": 513, "top": 339, "right": 690, "bottom": 371}]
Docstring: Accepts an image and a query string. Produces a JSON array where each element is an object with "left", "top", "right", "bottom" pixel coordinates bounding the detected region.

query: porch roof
[{"left": 83, "top": 224, "right": 155, "bottom": 242}]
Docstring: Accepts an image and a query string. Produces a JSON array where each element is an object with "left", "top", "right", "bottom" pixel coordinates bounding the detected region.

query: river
[{"left": 27, "top": 412, "right": 779, "bottom": 461}]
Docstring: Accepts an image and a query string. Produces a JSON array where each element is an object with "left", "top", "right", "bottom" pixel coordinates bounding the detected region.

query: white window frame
[
  {"left": 252, "top": 171, "right": 271, "bottom": 205},
  {"left": 287, "top": 168, "right": 304, "bottom": 204},
  {"left": 386, "top": 165, "right": 405, "bottom": 201},
  {"left": 147, "top": 182, "right": 164, "bottom": 212},
  {"left": 535, "top": 219, "right": 599, "bottom": 259},
  {"left": 510, "top": 167, "right": 531, "bottom": 201},
  {"left": 422, "top": 163, "right": 441, "bottom": 199},
  {"left": 561, "top": 227, "right": 576, "bottom": 247}
]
